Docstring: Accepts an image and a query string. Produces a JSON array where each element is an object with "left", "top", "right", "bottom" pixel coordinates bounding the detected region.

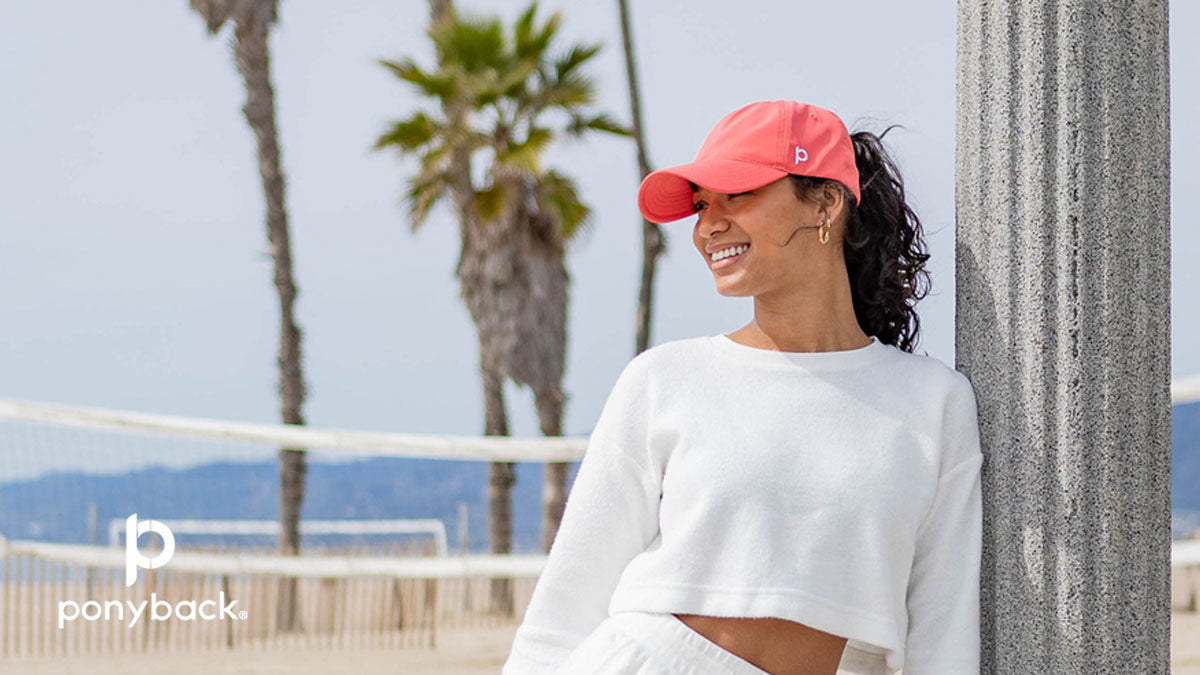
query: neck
[{"left": 743, "top": 265, "right": 868, "bottom": 352}]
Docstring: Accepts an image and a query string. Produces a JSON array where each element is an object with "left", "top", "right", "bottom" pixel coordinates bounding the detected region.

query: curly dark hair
[{"left": 788, "top": 125, "right": 932, "bottom": 353}]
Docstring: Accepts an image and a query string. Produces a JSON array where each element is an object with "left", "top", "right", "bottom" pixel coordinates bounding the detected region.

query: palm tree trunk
[
  {"left": 231, "top": 15, "right": 308, "bottom": 634},
  {"left": 536, "top": 386, "right": 566, "bottom": 553},
  {"left": 616, "top": 0, "right": 666, "bottom": 355},
  {"left": 428, "top": 0, "right": 524, "bottom": 618},
  {"left": 481, "top": 365, "right": 516, "bottom": 616},
  {"left": 429, "top": 0, "right": 450, "bottom": 23}
]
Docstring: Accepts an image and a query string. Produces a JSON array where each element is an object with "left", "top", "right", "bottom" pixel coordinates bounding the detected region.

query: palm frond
[
  {"left": 377, "top": 0, "right": 628, "bottom": 245},
  {"left": 554, "top": 43, "right": 601, "bottom": 81},
  {"left": 374, "top": 112, "right": 439, "bottom": 152},
  {"left": 378, "top": 58, "right": 455, "bottom": 99},
  {"left": 494, "top": 126, "right": 552, "bottom": 175},
  {"left": 443, "top": 125, "right": 492, "bottom": 157},
  {"left": 512, "top": 1, "right": 540, "bottom": 59},
  {"left": 418, "top": 141, "right": 453, "bottom": 175},
  {"left": 538, "top": 71, "right": 595, "bottom": 109},
  {"left": 432, "top": 9, "right": 506, "bottom": 73},
  {"left": 537, "top": 169, "right": 590, "bottom": 243},
  {"left": 473, "top": 182, "right": 509, "bottom": 223},
  {"left": 459, "top": 66, "right": 511, "bottom": 109},
  {"left": 526, "top": 8, "right": 561, "bottom": 59},
  {"left": 406, "top": 170, "right": 450, "bottom": 233},
  {"left": 497, "top": 57, "right": 538, "bottom": 100},
  {"left": 565, "top": 112, "right": 631, "bottom": 138}
]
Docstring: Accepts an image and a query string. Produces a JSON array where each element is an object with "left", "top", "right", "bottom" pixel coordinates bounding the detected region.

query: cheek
[{"left": 764, "top": 206, "right": 805, "bottom": 241}]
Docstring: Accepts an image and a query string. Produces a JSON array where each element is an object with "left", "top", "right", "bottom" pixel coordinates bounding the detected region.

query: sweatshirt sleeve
[
  {"left": 903, "top": 372, "right": 984, "bottom": 674},
  {"left": 502, "top": 357, "right": 663, "bottom": 674}
]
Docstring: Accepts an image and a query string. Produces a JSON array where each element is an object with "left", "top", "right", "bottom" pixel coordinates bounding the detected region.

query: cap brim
[{"left": 636, "top": 159, "right": 788, "bottom": 224}]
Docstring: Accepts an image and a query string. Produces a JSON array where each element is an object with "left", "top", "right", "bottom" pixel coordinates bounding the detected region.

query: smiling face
[{"left": 690, "top": 176, "right": 841, "bottom": 299}]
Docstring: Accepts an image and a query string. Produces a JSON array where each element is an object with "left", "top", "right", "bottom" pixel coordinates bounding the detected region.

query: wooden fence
[{"left": 0, "top": 540, "right": 539, "bottom": 657}]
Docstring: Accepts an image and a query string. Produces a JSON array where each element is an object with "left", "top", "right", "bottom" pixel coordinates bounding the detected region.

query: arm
[
  {"left": 903, "top": 373, "right": 984, "bottom": 674},
  {"left": 502, "top": 359, "right": 663, "bottom": 674}
]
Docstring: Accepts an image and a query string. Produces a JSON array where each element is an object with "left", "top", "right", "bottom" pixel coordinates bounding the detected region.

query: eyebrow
[{"left": 689, "top": 182, "right": 752, "bottom": 197}]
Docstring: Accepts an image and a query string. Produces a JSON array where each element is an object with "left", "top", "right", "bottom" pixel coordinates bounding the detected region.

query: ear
[{"left": 823, "top": 183, "right": 846, "bottom": 223}]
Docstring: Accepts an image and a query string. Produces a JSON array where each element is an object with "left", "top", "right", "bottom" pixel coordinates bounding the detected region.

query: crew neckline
[{"left": 709, "top": 333, "right": 888, "bottom": 370}]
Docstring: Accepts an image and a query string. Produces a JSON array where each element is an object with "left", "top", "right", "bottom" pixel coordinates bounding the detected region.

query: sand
[
  {"left": 3, "top": 624, "right": 518, "bottom": 674},
  {"left": 4, "top": 612, "right": 1197, "bottom": 673}
]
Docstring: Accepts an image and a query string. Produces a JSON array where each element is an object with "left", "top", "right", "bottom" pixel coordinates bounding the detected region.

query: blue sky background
[{"left": 0, "top": 1, "right": 1194, "bottom": 480}]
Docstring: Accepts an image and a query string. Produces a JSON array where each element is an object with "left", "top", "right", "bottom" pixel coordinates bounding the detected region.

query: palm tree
[
  {"left": 375, "top": 0, "right": 629, "bottom": 616},
  {"left": 188, "top": 0, "right": 308, "bottom": 632},
  {"left": 615, "top": 0, "right": 665, "bottom": 355}
]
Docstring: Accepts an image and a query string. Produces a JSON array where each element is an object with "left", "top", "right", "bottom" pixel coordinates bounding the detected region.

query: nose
[{"left": 695, "top": 202, "right": 730, "bottom": 239}]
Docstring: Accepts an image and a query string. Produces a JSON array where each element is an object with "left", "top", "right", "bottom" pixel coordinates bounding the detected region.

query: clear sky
[{"left": 0, "top": 1, "right": 1195, "bottom": 478}]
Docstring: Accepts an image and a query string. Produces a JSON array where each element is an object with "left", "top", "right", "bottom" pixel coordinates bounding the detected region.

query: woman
[{"left": 502, "top": 100, "right": 983, "bottom": 675}]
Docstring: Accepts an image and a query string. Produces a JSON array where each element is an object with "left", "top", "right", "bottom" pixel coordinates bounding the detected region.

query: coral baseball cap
[{"left": 637, "top": 100, "right": 861, "bottom": 224}]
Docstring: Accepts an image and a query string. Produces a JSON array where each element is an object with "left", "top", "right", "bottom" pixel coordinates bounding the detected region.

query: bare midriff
[{"left": 671, "top": 613, "right": 848, "bottom": 675}]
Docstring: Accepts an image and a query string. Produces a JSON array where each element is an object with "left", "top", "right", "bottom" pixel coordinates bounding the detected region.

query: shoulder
[
  {"left": 594, "top": 336, "right": 706, "bottom": 409},
  {"left": 597, "top": 336, "right": 713, "bottom": 407},
  {"left": 618, "top": 335, "right": 712, "bottom": 379},
  {"left": 876, "top": 342, "right": 976, "bottom": 402},
  {"left": 884, "top": 349, "right": 981, "bottom": 464}
]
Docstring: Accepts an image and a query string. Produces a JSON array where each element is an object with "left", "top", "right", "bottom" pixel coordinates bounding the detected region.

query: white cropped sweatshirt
[{"left": 503, "top": 333, "right": 983, "bottom": 674}]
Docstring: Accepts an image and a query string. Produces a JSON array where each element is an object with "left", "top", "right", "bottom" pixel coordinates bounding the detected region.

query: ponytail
[{"left": 788, "top": 124, "right": 932, "bottom": 353}]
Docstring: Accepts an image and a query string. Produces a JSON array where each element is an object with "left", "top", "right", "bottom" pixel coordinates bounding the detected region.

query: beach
[{"left": 4, "top": 611, "right": 1198, "bottom": 673}]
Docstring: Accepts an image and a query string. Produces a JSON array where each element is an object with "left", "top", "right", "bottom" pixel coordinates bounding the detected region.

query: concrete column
[{"left": 955, "top": 1, "right": 1171, "bottom": 672}]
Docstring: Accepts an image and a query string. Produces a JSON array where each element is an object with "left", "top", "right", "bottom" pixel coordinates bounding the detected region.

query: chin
[{"left": 713, "top": 284, "right": 750, "bottom": 298}]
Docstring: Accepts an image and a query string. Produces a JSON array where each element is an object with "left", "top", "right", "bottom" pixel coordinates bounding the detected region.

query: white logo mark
[
  {"left": 125, "top": 513, "right": 175, "bottom": 586},
  {"left": 795, "top": 146, "right": 808, "bottom": 164}
]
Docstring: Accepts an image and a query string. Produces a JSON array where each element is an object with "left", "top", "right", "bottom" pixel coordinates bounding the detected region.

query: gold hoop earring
[{"left": 818, "top": 216, "right": 831, "bottom": 245}]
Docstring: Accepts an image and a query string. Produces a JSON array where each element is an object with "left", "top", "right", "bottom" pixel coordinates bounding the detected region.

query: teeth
[{"left": 711, "top": 244, "right": 748, "bottom": 261}]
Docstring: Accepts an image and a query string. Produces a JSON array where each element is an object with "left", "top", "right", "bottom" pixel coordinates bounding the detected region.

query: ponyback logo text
[{"left": 57, "top": 513, "right": 247, "bottom": 629}]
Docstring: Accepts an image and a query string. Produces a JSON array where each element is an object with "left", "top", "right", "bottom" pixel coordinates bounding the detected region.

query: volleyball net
[
  {"left": 0, "top": 396, "right": 591, "bottom": 656},
  {"left": 0, "top": 397, "right": 589, "bottom": 570},
  {"left": 0, "top": 395, "right": 586, "bottom": 555}
]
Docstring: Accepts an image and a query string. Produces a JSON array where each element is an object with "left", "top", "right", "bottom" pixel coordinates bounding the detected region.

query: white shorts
[{"left": 556, "top": 610, "right": 894, "bottom": 675}]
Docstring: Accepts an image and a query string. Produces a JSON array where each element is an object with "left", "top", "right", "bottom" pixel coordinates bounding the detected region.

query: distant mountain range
[
  {"left": 1172, "top": 400, "right": 1200, "bottom": 537},
  {"left": 2, "top": 400, "right": 1197, "bottom": 549},
  {"left": 0, "top": 456, "right": 573, "bottom": 554}
]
